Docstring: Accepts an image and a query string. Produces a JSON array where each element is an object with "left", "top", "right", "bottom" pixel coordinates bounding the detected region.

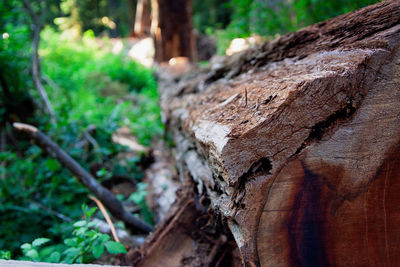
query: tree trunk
[
  {"left": 134, "top": 0, "right": 151, "bottom": 37},
  {"left": 133, "top": 1, "right": 400, "bottom": 266},
  {"left": 22, "top": 0, "right": 56, "bottom": 123},
  {"left": 108, "top": 0, "right": 120, "bottom": 38},
  {"left": 151, "top": 0, "right": 196, "bottom": 62}
]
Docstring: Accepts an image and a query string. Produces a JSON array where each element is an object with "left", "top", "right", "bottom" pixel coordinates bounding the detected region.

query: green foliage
[
  {"left": 212, "top": 0, "right": 381, "bottom": 53},
  {"left": 19, "top": 206, "right": 127, "bottom": 264},
  {"left": 0, "top": 150, "right": 88, "bottom": 253},
  {"left": 292, "top": 0, "right": 382, "bottom": 28},
  {"left": 193, "top": 0, "right": 231, "bottom": 33},
  {"left": 55, "top": 0, "right": 133, "bottom": 37},
  {"left": 1, "top": 20, "right": 161, "bottom": 258},
  {"left": 0, "top": 250, "right": 11, "bottom": 260},
  {"left": 40, "top": 28, "right": 163, "bottom": 146},
  {"left": 0, "top": 0, "right": 35, "bottom": 125},
  {"left": 129, "top": 183, "right": 154, "bottom": 225}
]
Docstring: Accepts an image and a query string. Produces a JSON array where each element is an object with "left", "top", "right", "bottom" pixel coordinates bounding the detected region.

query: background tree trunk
[
  {"left": 22, "top": 0, "right": 56, "bottom": 123},
  {"left": 134, "top": 0, "right": 151, "bottom": 36},
  {"left": 132, "top": 1, "right": 400, "bottom": 266},
  {"left": 151, "top": 0, "right": 196, "bottom": 62},
  {"left": 107, "top": 0, "right": 120, "bottom": 38}
]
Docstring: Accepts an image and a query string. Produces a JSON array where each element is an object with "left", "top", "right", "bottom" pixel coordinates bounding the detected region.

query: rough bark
[
  {"left": 144, "top": 140, "right": 180, "bottom": 223},
  {"left": 135, "top": 1, "right": 400, "bottom": 266},
  {"left": 151, "top": 0, "right": 196, "bottom": 62}
]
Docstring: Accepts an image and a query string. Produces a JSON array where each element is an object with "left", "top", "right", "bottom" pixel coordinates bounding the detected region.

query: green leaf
[
  {"left": 21, "top": 243, "right": 32, "bottom": 250},
  {"left": 0, "top": 250, "right": 11, "bottom": 260},
  {"left": 45, "top": 159, "right": 61, "bottom": 171},
  {"left": 73, "top": 220, "right": 87, "bottom": 228},
  {"left": 104, "top": 241, "right": 127, "bottom": 254},
  {"left": 82, "top": 206, "right": 97, "bottom": 218},
  {"left": 26, "top": 249, "right": 39, "bottom": 261},
  {"left": 32, "top": 237, "right": 51, "bottom": 247},
  {"left": 63, "top": 247, "right": 80, "bottom": 262},
  {"left": 116, "top": 194, "right": 124, "bottom": 201},
  {"left": 74, "top": 226, "right": 87, "bottom": 237},
  {"left": 99, "top": 233, "right": 110, "bottom": 243},
  {"left": 92, "top": 243, "right": 104, "bottom": 259},
  {"left": 87, "top": 221, "right": 98, "bottom": 228},
  {"left": 129, "top": 190, "right": 147, "bottom": 204},
  {"left": 87, "top": 230, "right": 97, "bottom": 239},
  {"left": 64, "top": 238, "right": 77, "bottom": 247},
  {"left": 49, "top": 251, "right": 61, "bottom": 263},
  {"left": 96, "top": 168, "right": 109, "bottom": 178}
]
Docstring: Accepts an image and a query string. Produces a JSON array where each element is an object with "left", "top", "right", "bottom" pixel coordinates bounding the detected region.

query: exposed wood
[
  {"left": 13, "top": 123, "right": 153, "bottom": 234},
  {"left": 151, "top": 0, "right": 196, "bottom": 62},
  {"left": 141, "top": 1, "right": 400, "bottom": 266}
]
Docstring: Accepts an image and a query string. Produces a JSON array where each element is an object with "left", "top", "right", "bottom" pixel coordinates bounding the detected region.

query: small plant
[
  {"left": 0, "top": 250, "right": 11, "bottom": 260},
  {"left": 19, "top": 205, "right": 127, "bottom": 264}
]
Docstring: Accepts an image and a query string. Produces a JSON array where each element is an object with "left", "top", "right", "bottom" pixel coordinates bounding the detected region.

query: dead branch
[
  {"left": 22, "top": 0, "right": 56, "bottom": 123},
  {"left": 30, "top": 200, "right": 72, "bottom": 223},
  {"left": 13, "top": 122, "right": 153, "bottom": 233},
  {"left": 83, "top": 127, "right": 101, "bottom": 152}
]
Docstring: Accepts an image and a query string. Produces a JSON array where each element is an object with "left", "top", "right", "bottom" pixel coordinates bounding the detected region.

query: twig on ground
[
  {"left": 13, "top": 122, "right": 153, "bottom": 233},
  {"left": 89, "top": 195, "right": 120, "bottom": 242}
]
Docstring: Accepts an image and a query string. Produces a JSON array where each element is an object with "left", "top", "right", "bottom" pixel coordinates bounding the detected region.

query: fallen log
[{"left": 134, "top": 1, "right": 400, "bottom": 266}]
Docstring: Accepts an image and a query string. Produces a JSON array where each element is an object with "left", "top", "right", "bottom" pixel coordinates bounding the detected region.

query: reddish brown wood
[
  {"left": 151, "top": 0, "right": 196, "bottom": 62},
  {"left": 134, "top": 0, "right": 151, "bottom": 36}
]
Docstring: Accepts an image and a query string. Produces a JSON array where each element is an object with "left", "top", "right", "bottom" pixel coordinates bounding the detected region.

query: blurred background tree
[{"left": 197, "top": 0, "right": 381, "bottom": 54}]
